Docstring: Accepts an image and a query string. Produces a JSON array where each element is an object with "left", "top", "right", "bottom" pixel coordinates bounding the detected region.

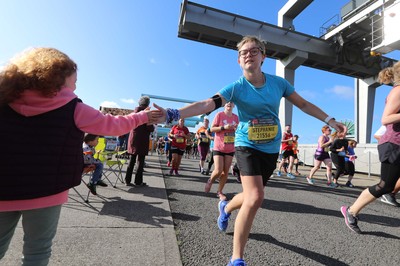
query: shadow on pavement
[
  {"left": 361, "top": 231, "right": 400, "bottom": 239},
  {"left": 261, "top": 198, "right": 400, "bottom": 228},
  {"left": 249, "top": 233, "right": 349, "bottom": 266},
  {"left": 100, "top": 197, "right": 173, "bottom": 227}
]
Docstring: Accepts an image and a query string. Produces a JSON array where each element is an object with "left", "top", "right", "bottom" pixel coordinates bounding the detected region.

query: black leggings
[
  {"left": 369, "top": 162, "right": 400, "bottom": 198},
  {"left": 331, "top": 153, "right": 345, "bottom": 180},
  {"left": 345, "top": 161, "right": 355, "bottom": 176},
  {"left": 207, "top": 151, "right": 214, "bottom": 171}
]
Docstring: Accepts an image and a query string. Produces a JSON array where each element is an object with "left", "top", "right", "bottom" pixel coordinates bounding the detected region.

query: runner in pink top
[{"left": 205, "top": 102, "right": 239, "bottom": 200}]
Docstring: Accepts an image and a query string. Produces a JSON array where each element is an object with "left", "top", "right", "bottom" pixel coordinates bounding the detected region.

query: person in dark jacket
[
  {"left": 125, "top": 96, "right": 155, "bottom": 187},
  {"left": 330, "top": 131, "right": 349, "bottom": 187},
  {"left": 0, "top": 48, "right": 162, "bottom": 265}
]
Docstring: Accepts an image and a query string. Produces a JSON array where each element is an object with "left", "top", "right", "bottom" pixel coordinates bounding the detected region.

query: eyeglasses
[{"left": 238, "top": 47, "right": 262, "bottom": 57}]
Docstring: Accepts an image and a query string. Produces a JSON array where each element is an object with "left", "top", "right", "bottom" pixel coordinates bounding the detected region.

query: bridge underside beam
[{"left": 178, "top": 1, "right": 385, "bottom": 79}]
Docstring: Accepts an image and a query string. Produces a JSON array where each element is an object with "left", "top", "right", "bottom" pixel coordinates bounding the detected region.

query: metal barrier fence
[{"left": 298, "top": 143, "right": 380, "bottom": 178}]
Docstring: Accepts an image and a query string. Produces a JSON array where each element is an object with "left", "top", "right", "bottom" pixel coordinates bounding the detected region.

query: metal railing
[{"left": 298, "top": 143, "right": 380, "bottom": 178}]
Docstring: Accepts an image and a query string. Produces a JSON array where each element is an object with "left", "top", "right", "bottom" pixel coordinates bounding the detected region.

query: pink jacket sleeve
[{"left": 74, "top": 102, "right": 149, "bottom": 136}]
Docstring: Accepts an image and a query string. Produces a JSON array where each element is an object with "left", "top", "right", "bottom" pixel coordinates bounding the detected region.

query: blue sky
[{"left": 0, "top": 0, "right": 397, "bottom": 143}]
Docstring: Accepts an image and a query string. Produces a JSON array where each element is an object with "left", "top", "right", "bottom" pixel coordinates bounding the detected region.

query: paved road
[{"left": 160, "top": 156, "right": 400, "bottom": 266}]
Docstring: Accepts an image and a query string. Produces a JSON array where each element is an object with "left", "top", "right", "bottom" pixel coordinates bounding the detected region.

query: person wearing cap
[{"left": 125, "top": 96, "right": 154, "bottom": 187}]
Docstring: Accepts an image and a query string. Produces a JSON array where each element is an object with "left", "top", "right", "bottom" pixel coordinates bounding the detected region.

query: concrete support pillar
[
  {"left": 276, "top": 50, "right": 308, "bottom": 130},
  {"left": 277, "top": 0, "right": 312, "bottom": 130},
  {"left": 277, "top": 61, "right": 294, "bottom": 129},
  {"left": 354, "top": 77, "right": 379, "bottom": 144}
]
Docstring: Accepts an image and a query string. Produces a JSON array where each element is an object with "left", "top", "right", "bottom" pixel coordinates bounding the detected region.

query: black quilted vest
[{"left": 0, "top": 98, "right": 84, "bottom": 200}]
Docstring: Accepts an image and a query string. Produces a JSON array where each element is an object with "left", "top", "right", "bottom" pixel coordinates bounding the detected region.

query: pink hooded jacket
[{"left": 0, "top": 88, "right": 149, "bottom": 211}]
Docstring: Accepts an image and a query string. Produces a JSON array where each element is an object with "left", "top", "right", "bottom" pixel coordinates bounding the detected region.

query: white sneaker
[
  {"left": 380, "top": 193, "right": 400, "bottom": 207},
  {"left": 306, "top": 177, "right": 315, "bottom": 185}
]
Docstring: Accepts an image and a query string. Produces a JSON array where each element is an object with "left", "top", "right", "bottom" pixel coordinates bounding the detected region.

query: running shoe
[
  {"left": 287, "top": 173, "right": 296, "bottom": 179},
  {"left": 174, "top": 169, "right": 180, "bottom": 176},
  {"left": 340, "top": 206, "right": 361, "bottom": 234},
  {"left": 217, "top": 191, "right": 227, "bottom": 201},
  {"left": 169, "top": 169, "right": 173, "bottom": 176},
  {"left": 205, "top": 179, "right": 212, "bottom": 193},
  {"left": 217, "top": 200, "right": 231, "bottom": 231},
  {"left": 167, "top": 161, "right": 171, "bottom": 167},
  {"left": 328, "top": 182, "right": 338, "bottom": 188},
  {"left": 227, "top": 258, "right": 246, "bottom": 266},
  {"left": 236, "top": 176, "right": 241, "bottom": 183},
  {"left": 276, "top": 171, "right": 281, "bottom": 177},
  {"left": 306, "top": 177, "right": 315, "bottom": 185},
  {"left": 380, "top": 193, "right": 400, "bottom": 207},
  {"left": 345, "top": 181, "right": 355, "bottom": 188}
]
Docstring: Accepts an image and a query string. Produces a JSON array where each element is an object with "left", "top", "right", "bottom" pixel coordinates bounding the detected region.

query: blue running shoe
[
  {"left": 328, "top": 182, "right": 338, "bottom": 188},
  {"left": 217, "top": 200, "right": 231, "bottom": 231},
  {"left": 276, "top": 171, "right": 281, "bottom": 177},
  {"left": 287, "top": 173, "right": 296, "bottom": 179},
  {"left": 227, "top": 258, "right": 246, "bottom": 266}
]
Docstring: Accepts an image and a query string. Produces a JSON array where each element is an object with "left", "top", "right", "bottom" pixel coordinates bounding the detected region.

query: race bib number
[
  {"left": 201, "top": 137, "right": 209, "bottom": 143},
  {"left": 324, "top": 147, "right": 330, "bottom": 152},
  {"left": 224, "top": 132, "right": 235, "bottom": 144},
  {"left": 248, "top": 118, "right": 278, "bottom": 144},
  {"left": 176, "top": 137, "right": 184, "bottom": 143}
]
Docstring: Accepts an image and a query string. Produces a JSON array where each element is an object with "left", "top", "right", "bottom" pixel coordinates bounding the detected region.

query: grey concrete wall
[{"left": 298, "top": 143, "right": 381, "bottom": 176}]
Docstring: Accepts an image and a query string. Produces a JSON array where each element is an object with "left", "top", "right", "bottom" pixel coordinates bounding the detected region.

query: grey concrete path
[{"left": 1, "top": 154, "right": 182, "bottom": 266}]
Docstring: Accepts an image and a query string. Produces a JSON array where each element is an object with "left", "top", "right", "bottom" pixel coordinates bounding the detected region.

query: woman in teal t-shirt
[{"left": 155, "top": 36, "right": 346, "bottom": 266}]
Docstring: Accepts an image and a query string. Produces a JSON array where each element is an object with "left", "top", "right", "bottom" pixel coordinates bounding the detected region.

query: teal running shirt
[{"left": 218, "top": 73, "right": 295, "bottom": 153}]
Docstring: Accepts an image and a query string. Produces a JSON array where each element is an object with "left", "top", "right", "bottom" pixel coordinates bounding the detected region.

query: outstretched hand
[
  {"left": 331, "top": 120, "right": 347, "bottom": 135},
  {"left": 145, "top": 103, "right": 166, "bottom": 124}
]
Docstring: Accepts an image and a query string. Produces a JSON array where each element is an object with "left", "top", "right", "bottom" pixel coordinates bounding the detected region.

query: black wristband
[{"left": 221, "top": 126, "right": 225, "bottom": 131}]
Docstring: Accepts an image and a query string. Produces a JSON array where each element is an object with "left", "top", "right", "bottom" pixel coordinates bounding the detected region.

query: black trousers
[
  {"left": 125, "top": 154, "right": 146, "bottom": 185},
  {"left": 331, "top": 153, "right": 346, "bottom": 180}
]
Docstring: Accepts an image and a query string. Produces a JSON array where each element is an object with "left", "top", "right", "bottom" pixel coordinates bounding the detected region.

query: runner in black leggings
[
  {"left": 330, "top": 131, "right": 348, "bottom": 186},
  {"left": 341, "top": 61, "right": 400, "bottom": 233}
]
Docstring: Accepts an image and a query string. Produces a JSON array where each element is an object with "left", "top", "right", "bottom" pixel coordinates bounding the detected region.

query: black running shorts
[
  {"left": 171, "top": 147, "right": 185, "bottom": 156},
  {"left": 235, "top": 146, "right": 278, "bottom": 186}
]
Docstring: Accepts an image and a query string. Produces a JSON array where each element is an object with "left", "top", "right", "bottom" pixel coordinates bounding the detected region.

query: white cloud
[
  {"left": 100, "top": 101, "right": 119, "bottom": 108},
  {"left": 325, "top": 85, "right": 354, "bottom": 100},
  {"left": 120, "top": 98, "right": 136, "bottom": 104},
  {"left": 150, "top": 58, "right": 156, "bottom": 64}
]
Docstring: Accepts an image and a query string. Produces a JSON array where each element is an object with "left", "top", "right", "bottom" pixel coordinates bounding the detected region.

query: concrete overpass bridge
[{"left": 177, "top": 0, "right": 399, "bottom": 144}]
